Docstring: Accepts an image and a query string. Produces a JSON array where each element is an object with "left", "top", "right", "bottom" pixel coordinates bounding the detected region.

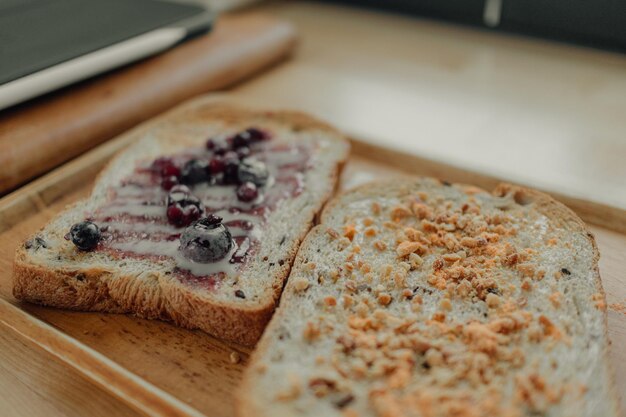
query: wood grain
[
  {"left": 0, "top": 327, "right": 142, "bottom": 417},
  {"left": 232, "top": 1, "right": 626, "bottom": 228},
  {"left": 0, "top": 13, "right": 296, "bottom": 195},
  {"left": 0, "top": 137, "right": 624, "bottom": 417}
]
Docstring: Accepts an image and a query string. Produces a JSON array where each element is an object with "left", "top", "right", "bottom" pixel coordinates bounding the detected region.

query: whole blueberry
[
  {"left": 213, "top": 141, "right": 229, "bottom": 156},
  {"left": 166, "top": 186, "right": 203, "bottom": 227},
  {"left": 236, "top": 181, "right": 259, "bottom": 202},
  {"left": 208, "top": 157, "right": 225, "bottom": 174},
  {"left": 167, "top": 204, "right": 202, "bottom": 227},
  {"left": 231, "top": 132, "right": 250, "bottom": 149},
  {"left": 179, "top": 216, "right": 234, "bottom": 263},
  {"left": 236, "top": 146, "right": 251, "bottom": 159},
  {"left": 237, "top": 158, "right": 269, "bottom": 186},
  {"left": 246, "top": 127, "right": 269, "bottom": 142},
  {"left": 204, "top": 213, "right": 223, "bottom": 225},
  {"left": 180, "top": 159, "right": 210, "bottom": 185},
  {"left": 222, "top": 152, "right": 240, "bottom": 185},
  {"left": 168, "top": 184, "right": 191, "bottom": 195},
  {"left": 232, "top": 128, "right": 268, "bottom": 149},
  {"left": 68, "top": 221, "right": 101, "bottom": 251},
  {"left": 167, "top": 185, "right": 201, "bottom": 207}
]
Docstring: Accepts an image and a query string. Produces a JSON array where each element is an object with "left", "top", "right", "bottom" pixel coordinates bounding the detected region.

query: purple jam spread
[{"left": 85, "top": 129, "right": 312, "bottom": 289}]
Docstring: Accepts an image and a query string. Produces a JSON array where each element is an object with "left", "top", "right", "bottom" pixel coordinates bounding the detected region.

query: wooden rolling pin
[{"left": 0, "top": 13, "right": 296, "bottom": 195}]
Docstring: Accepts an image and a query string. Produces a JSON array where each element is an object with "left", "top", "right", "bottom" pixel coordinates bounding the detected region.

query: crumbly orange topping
[
  {"left": 344, "top": 225, "right": 357, "bottom": 241},
  {"left": 288, "top": 186, "right": 590, "bottom": 416}
]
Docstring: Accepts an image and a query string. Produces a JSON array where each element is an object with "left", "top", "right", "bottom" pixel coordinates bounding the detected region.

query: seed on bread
[
  {"left": 373, "top": 240, "right": 387, "bottom": 251},
  {"left": 303, "top": 322, "right": 321, "bottom": 342},
  {"left": 337, "top": 237, "right": 351, "bottom": 251},
  {"left": 390, "top": 205, "right": 412, "bottom": 221},
  {"left": 549, "top": 291, "right": 562, "bottom": 308},
  {"left": 364, "top": 227, "right": 378, "bottom": 237},
  {"left": 324, "top": 296, "right": 337, "bottom": 307},
  {"left": 293, "top": 277, "right": 310, "bottom": 292},
  {"left": 396, "top": 241, "right": 426, "bottom": 258},
  {"left": 485, "top": 293, "right": 501, "bottom": 308},
  {"left": 327, "top": 228, "right": 340, "bottom": 239},
  {"left": 343, "top": 225, "right": 357, "bottom": 241},
  {"left": 376, "top": 292, "right": 392, "bottom": 306}
]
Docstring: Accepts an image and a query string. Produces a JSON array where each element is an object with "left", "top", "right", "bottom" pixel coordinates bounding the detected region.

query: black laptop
[{"left": 0, "top": 0, "right": 213, "bottom": 110}]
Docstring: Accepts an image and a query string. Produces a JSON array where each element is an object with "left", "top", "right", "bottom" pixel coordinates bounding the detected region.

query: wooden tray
[{"left": 0, "top": 103, "right": 624, "bottom": 417}]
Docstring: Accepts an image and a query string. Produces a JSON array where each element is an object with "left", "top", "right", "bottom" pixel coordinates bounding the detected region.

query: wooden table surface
[
  {"left": 2, "top": 2, "right": 625, "bottom": 416},
  {"left": 235, "top": 2, "right": 626, "bottom": 215}
]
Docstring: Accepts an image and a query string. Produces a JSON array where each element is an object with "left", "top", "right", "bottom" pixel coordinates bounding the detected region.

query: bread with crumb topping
[
  {"left": 12, "top": 98, "right": 349, "bottom": 346},
  {"left": 238, "top": 178, "right": 620, "bottom": 416}
]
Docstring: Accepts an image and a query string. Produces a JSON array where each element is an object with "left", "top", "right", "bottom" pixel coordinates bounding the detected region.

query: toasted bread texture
[
  {"left": 13, "top": 98, "right": 349, "bottom": 346},
  {"left": 238, "top": 178, "right": 619, "bottom": 416}
]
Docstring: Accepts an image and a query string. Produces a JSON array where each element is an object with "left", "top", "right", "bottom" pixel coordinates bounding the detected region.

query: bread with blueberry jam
[
  {"left": 13, "top": 98, "right": 349, "bottom": 346},
  {"left": 238, "top": 178, "right": 619, "bottom": 416}
]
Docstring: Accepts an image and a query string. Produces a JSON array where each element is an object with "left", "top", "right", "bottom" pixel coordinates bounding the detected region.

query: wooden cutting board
[{"left": 0, "top": 13, "right": 296, "bottom": 195}]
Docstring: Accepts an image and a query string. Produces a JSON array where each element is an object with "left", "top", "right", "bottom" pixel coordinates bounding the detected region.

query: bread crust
[
  {"left": 12, "top": 98, "right": 349, "bottom": 346},
  {"left": 237, "top": 178, "right": 620, "bottom": 416}
]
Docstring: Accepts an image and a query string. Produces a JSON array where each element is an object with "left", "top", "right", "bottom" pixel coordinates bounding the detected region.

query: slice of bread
[
  {"left": 238, "top": 178, "right": 620, "bottom": 416},
  {"left": 13, "top": 98, "right": 349, "bottom": 346}
]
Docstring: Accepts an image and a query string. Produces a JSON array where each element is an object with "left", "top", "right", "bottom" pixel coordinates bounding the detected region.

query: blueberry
[
  {"left": 232, "top": 128, "right": 268, "bottom": 148},
  {"left": 213, "top": 141, "right": 229, "bottom": 156},
  {"left": 180, "top": 159, "right": 210, "bottom": 185},
  {"left": 208, "top": 157, "right": 225, "bottom": 174},
  {"left": 246, "top": 127, "right": 269, "bottom": 142},
  {"left": 237, "top": 158, "right": 269, "bottom": 186},
  {"left": 236, "top": 181, "right": 258, "bottom": 202},
  {"left": 236, "top": 146, "right": 251, "bottom": 159},
  {"left": 169, "top": 184, "right": 191, "bottom": 195},
  {"left": 204, "top": 213, "right": 223, "bottom": 225},
  {"left": 67, "top": 221, "right": 101, "bottom": 251},
  {"left": 223, "top": 150, "right": 239, "bottom": 160},
  {"left": 166, "top": 186, "right": 203, "bottom": 227},
  {"left": 222, "top": 152, "right": 240, "bottom": 184},
  {"left": 231, "top": 132, "right": 250, "bottom": 149},
  {"left": 167, "top": 185, "right": 200, "bottom": 207},
  {"left": 179, "top": 215, "right": 234, "bottom": 263},
  {"left": 167, "top": 204, "right": 201, "bottom": 227}
]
